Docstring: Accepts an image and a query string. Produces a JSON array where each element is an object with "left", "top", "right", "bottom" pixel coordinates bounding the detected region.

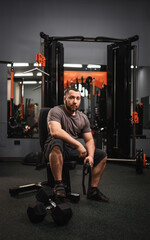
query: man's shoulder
[
  {"left": 47, "top": 105, "right": 65, "bottom": 123},
  {"left": 50, "top": 105, "right": 65, "bottom": 113},
  {"left": 48, "top": 105, "right": 65, "bottom": 119}
]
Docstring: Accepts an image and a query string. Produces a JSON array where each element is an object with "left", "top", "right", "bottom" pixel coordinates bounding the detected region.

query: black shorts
[{"left": 44, "top": 138, "right": 107, "bottom": 167}]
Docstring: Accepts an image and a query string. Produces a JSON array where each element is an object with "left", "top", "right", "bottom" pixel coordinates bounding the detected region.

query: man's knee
[
  {"left": 51, "top": 145, "right": 62, "bottom": 155},
  {"left": 102, "top": 155, "right": 107, "bottom": 164}
]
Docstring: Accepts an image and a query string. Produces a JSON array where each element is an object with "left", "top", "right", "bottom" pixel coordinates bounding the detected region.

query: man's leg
[
  {"left": 49, "top": 146, "right": 63, "bottom": 181},
  {"left": 87, "top": 150, "right": 109, "bottom": 202},
  {"left": 49, "top": 145, "right": 66, "bottom": 198},
  {"left": 91, "top": 156, "right": 107, "bottom": 187}
]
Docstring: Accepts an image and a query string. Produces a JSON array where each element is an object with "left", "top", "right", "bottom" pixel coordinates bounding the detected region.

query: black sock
[
  {"left": 91, "top": 187, "right": 97, "bottom": 191},
  {"left": 55, "top": 180, "right": 63, "bottom": 185}
]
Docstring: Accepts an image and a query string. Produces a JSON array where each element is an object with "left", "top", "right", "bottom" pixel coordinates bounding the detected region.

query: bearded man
[{"left": 44, "top": 87, "right": 109, "bottom": 202}]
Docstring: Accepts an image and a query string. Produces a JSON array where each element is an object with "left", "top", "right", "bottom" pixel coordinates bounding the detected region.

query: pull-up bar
[{"left": 40, "top": 32, "right": 139, "bottom": 44}]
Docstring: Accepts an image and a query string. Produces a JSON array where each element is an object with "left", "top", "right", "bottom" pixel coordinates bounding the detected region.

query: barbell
[{"left": 107, "top": 149, "right": 147, "bottom": 174}]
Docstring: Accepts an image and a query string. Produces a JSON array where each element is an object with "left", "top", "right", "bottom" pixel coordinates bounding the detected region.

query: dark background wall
[
  {"left": 1, "top": 0, "right": 150, "bottom": 65},
  {"left": 0, "top": 0, "right": 150, "bottom": 158}
]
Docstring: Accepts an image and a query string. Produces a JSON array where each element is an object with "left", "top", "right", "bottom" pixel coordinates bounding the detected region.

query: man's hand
[
  {"left": 84, "top": 156, "right": 94, "bottom": 168},
  {"left": 76, "top": 143, "right": 87, "bottom": 158}
]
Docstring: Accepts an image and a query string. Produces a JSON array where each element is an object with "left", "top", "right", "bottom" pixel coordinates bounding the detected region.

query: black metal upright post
[
  {"left": 132, "top": 45, "right": 137, "bottom": 158},
  {"left": 42, "top": 39, "right": 64, "bottom": 108},
  {"left": 107, "top": 43, "right": 132, "bottom": 158}
]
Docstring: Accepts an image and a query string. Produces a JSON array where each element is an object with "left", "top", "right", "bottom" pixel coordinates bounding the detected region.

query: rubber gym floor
[{"left": 0, "top": 160, "right": 150, "bottom": 240}]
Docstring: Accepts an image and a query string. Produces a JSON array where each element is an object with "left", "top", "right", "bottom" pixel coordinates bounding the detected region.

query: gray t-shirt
[{"left": 46, "top": 105, "right": 91, "bottom": 142}]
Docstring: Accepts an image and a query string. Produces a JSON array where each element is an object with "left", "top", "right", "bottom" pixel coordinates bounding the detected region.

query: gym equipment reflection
[{"left": 7, "top": 63, "right": 42, "bottom": 138}]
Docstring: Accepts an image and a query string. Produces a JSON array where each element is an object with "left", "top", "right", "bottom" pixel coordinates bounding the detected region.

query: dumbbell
[
  {"left": 27, "top": 187, "right": 73, "bottom": 226},
  {"left": 36, "top": 187, "right": 73, "bottom": 225},
  {"left": 27, "top": 201, "right": 47, "bottom": 223}
]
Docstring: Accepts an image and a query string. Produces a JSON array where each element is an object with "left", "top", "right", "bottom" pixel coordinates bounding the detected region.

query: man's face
[{"left": 64, "top": 90, "right": 81, "bottom": 113}]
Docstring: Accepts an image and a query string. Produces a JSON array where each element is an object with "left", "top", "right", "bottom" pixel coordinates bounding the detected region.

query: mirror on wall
[{"left": 7, "top": 63, "right": 42, "bottom": 138}]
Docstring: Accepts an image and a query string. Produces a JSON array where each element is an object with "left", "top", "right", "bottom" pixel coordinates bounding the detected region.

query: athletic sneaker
[
  {"left": 87, "top": 187, "right": 109, "bottom": 202},
  {"left": 54, "top": 182, "right": 66, "bottom": 198}
]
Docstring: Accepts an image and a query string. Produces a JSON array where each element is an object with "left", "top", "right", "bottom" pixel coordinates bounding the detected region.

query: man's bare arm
[
  {"left": 82, "top": 132, "right": 95, "bottom": 167},
  {"left": 48, "top": 121, "right": 87, "bottom": 157}
]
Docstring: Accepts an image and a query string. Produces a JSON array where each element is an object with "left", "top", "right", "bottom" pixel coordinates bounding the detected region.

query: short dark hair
[{"left": 64, "top": 87, "right": 80, "bottom": 96}]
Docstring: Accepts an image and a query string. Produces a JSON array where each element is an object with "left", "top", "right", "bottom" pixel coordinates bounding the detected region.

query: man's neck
[{"left": 65, "top": 105, "right": 76, "bottom": 116}]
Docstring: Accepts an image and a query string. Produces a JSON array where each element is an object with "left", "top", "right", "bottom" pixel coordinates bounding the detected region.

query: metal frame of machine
[{"left": 39, "top": 33, "right": 142, "bottom": 163}]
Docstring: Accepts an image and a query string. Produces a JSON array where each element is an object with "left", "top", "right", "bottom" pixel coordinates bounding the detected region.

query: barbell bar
[{"left": 107, "top": 149, "right": 147, "bottom": 174}]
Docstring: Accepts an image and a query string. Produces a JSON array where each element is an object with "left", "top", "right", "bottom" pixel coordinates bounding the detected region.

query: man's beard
[{"left": 65, "top": 102, "right": 78, "bottom": 113}]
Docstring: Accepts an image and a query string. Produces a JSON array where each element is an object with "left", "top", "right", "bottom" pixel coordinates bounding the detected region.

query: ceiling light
[
  {"left": 15, "top": 73, "right": 33, "bottom": 77},
  {"left": 7, "top": 63, "right": 29, "bottom": 67},
  {"left": 19, "top": 81, "right": 37, "bottom": 84},
  {"left": 37, "top": 72, "right": 42, "bottom": 76},
  {"left": 34, "top": 62, "right": 42, "bottom": 67},
  {"left": 131, "top": 65, "right": 137, "bottom": 69},
  {"left": 63, "top": 64, "right": 83, "bottom": 68},
  {"left": 87, "top": 64, "right": 101, "bottom": 69}
]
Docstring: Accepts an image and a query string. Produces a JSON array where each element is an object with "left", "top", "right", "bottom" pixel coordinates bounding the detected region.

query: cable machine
[{"left": 40, "top": 32, "right": 139, "bottom": 160}]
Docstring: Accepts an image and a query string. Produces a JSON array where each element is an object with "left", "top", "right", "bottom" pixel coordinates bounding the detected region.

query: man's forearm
[
  {"left": 85, "top": 138, "right": 95, "bottom": 158},
  {"left": 51, "top": 127, "right": 80, "bottom": 148}
]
